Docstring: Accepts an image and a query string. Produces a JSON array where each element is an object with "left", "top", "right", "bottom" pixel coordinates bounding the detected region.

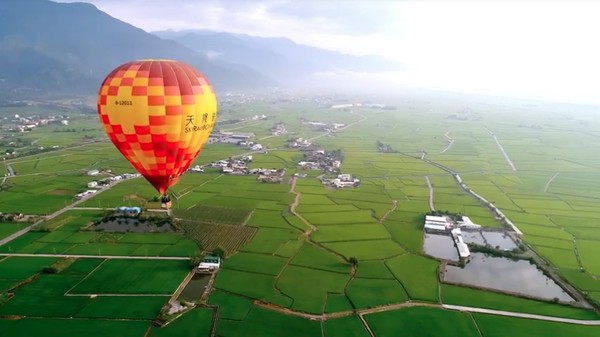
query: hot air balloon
[{"left": 97, "top": 59, "right": 217, "bottom": 207}]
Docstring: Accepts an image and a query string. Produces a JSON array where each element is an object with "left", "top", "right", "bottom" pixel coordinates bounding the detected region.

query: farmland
[{"left": 1, "top": 92, "right": 600, "bottom": 336}]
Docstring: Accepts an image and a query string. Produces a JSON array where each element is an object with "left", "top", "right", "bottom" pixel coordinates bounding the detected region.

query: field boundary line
[
  {"left": 440, "top": 131, "right": 455, "bottom": 154},
  {"left": 544, "top": 172, "right": 560, "bottom": 193},
  {"left": 425, "top": 176, "right": 435, "bottom": 211},
  {"left": 378, "top": 200, "right": 398, "bottom": 224},
  {"left": 64, "top": 258, "right": 108, "bottom": 296},
  {"left": 0, "top": 253, "right": 189, "bottom": 260},
  {"left": 175, "top": 174, "right": 224, "bottom": 200},
  {"left": 357, "top": 314, "right": 375, "bottom": 337},
  {"left": 469, "top": 312, "right": 484, "bottom": 337}
]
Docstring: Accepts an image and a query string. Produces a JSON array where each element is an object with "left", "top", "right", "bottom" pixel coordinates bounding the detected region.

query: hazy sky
[{"left": 57, "top": 0, "right": 600, "bottom": 105}]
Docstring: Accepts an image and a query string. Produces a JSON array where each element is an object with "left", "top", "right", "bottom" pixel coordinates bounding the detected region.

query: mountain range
[{"left": 0, "top": 0, "right": 402, "bottom": 98}]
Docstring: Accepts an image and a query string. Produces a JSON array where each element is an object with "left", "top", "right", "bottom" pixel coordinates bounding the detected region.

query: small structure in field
[
  {"left": 115, "top": 206, "right": 142, "bottom": 217},
  {"left": 197, "top": 255, "right": 221, "bottom": 273}
]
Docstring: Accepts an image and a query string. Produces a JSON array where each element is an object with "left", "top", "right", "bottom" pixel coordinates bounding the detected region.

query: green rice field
[{"left": 2, "top": 94, "right": 600, "bottom": 336}]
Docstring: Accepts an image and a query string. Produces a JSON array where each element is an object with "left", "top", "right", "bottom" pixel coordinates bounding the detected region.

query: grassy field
[
  {"left": 365, "top": 307, "right": 480, "bottom": 337},
  {"left": 473, "top": 313, "right": 600, "bottom": 337},
  {"left": 0, "top": 222, "right": 30, "bottom": 240},
  {"left": 69, "top": 259, "right": 189, "bottom": 295}
]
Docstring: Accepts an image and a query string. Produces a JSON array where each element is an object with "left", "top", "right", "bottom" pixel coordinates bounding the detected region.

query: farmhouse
[
  {"left": 87, "top": 181, "right": 98, "bottom": 188},
  {"left": 328, "top": 173, "right": 360, "bottom": 188},
  {"left": 197, "top": 255, "right": 221, "bottom": 273}
]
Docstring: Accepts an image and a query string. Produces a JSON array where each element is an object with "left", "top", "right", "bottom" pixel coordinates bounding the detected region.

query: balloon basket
[{"left": 160, "top": 195, "right": 172, "bottom": 209}]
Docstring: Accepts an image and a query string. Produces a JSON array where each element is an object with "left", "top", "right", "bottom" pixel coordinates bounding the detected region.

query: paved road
[
  {"left": 0, "top": 253, "right": 189, "bottom": 260},
  {"left": 442, "top": 304, "right": 600, "bottom": 325}
]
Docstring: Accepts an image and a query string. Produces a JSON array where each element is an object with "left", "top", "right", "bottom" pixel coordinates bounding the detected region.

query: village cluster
[
  {"left": 207, "top": 156, "right": 285, "bottom": 183},
  {"left": 0, "top": 113, "right": 70, "bottom": 132},
  {"left": 77, "top": 170, "right": 140, "bottom": 199}
]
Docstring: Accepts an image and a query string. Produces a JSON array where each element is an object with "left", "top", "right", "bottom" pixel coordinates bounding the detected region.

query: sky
[{"left": 57, "top": 0, "right": 600, "bottom": 105}]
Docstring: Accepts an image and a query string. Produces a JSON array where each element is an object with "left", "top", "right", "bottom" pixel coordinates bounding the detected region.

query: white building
[
  {"left": 87, "top": 181, "right": 98, "bottom": 188},
  {"left": 197, "top": 255, "right": 221, "bottom": 272},
  {"left": 189, "top": 165, "right": 204, "bottom": 173},
  {"left": 451, "top": 228, "right": 471, "bottom": 259},
  {"left": 424, "top": 215, "right": 452, "bottom": 233}
]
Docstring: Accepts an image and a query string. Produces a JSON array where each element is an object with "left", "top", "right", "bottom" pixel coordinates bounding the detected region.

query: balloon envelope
[{"left": 97, "top": 59, "right": 217, "bottom": 194}]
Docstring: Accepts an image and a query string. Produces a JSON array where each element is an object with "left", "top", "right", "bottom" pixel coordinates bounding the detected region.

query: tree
[
  {"left": 212, "top": 247, "right": 226, "bottom": 259},
  {"left": 348, "top": 257, "right": 358, "bottom": 266}
]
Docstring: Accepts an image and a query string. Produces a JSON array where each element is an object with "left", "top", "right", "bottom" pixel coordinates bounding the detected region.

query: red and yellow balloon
[{"left": 97, "top": 59, "right": 217, "bottom": 195}]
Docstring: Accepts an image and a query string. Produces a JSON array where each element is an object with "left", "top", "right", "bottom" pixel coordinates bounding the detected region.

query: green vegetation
[
  {"left": 217, "top": 307, "right": 321, "bottom": 337},
  {"left": 173, "top": 204, "right": 253, "bottom": 225},
  {"left": 365, "top": 307, "right": 480, "bottom": 337},
  {"left": 347, "top": 278, "right": 409, "bottom": 309},
  {"left": 2, "top": 95, "right": 600, "bottom": 336},
  {"left": 323, "top": 315, "right": 370, "bottom": 337},
  {"left": 0, "top": 318, "right": 149, "bottom": 337},
  {"left": 151, "top": 308, "right": 214, "bottom": 337},
  {"left": 75, "top": 296, "right": 167, "bottom": 319},
  {"left": 208, "top": 290, "right": 253, "bottom": 320},
  {"left": 474, "top": 313, "right": 600, "bottom": 337},
  {"left": 0, "top": 222, "right": 29, "bottom": 240},
  {"left": 69, "top": 259, "right": 189, "bottom": 295},
  {"left": 277, "top": 265, "right": 348, "bottom": 313},
  {"left": 386, "top": 254, "right": 440, "bottom": 302}
]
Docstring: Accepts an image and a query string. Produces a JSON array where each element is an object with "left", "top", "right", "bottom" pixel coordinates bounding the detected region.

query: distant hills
[
  {"left": 153, "top": 30, "right": 404, "bottom": 87},
  {"left": 0, "top": 0, "right": 402, "bottom": 99}
]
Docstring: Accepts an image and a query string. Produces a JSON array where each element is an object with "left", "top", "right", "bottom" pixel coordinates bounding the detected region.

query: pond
[
  {"left": 178, "top": 274, "right": 212, "bottom": 302},
  {"left": 94, "top": 218, "right": 173, "bottom": 232},
  {"left": 481, "top": 231, "right": 518, "bottom": 250},
  {"left": 461, "top": 230, "right": 486, "bottom": 245},
  {"left": 444, "top": 253, "right": 574, "bottom": 302},
  {"left": 423, "top": 233, "right": 459, "bottom": 261}
]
